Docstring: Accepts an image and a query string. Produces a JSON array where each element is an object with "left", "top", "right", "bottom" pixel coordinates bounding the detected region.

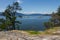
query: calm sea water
[
  {"left": 17, "top": 16, "right": 51, "bottom": 31},
  {"left": 0, "top": 16, "right": 51, "bottom": 31}
]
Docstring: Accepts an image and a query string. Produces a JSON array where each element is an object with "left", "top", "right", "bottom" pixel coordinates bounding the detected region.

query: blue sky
[{"left": 0, "top": 0, "right": 60, "bottom": 14}]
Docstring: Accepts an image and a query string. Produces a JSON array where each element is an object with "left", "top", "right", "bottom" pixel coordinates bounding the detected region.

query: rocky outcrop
[{"left": 0, "top": 31, "right": 60, "bottom": 40}]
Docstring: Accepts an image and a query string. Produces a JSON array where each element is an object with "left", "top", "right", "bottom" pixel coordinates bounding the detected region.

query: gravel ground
[{"left": 0, "top": 31, "right": 60, "bottom": 40}]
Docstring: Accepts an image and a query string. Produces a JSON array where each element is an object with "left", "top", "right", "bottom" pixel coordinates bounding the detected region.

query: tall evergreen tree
[
  {"left": 0, "top": 2, "right": 22, "bottom": 30},
  {"left": 44, "top": 6, "right": 60, "bottom": 29}
]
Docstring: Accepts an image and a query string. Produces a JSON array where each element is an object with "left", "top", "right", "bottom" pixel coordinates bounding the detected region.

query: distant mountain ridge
[
  {"left": 0, "top": 12, "right": 51, "bottom": 16},
  {"left": 16, "top": 13, "right": 51, "bottom": 16}
]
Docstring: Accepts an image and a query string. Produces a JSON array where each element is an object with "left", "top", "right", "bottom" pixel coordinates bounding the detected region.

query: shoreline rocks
[{"left": 0, "top": 31, "right": 60, "bottom": 40}]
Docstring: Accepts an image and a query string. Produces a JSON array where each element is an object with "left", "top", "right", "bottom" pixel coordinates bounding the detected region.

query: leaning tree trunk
[
  {"left": 12, "top": 22, "right": 15, "bottom": 30},
  {"left": 12, "top": 12, "right": 16, "bottom": 30}
]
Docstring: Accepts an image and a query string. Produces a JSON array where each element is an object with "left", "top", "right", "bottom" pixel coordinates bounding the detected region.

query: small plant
[{"left": 26, "top": 31, "right": 40, "bottom": 35}]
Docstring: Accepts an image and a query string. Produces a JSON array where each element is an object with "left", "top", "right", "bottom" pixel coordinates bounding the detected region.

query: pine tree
[
  {"left": 0, "top": 2, "right": 22, "bottom": 30},
  {"left": 44, "top": 6, "right": 60, "bottom": 29}
]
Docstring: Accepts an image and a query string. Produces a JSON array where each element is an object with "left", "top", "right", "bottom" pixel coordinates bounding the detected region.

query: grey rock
[{"left": 0, "top": 31, "right": 60, "bottom": 40}]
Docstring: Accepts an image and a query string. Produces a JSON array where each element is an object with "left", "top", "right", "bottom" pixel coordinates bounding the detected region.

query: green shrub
[{"left": 44, "top": 22, "right": 54, "bottom": 29}]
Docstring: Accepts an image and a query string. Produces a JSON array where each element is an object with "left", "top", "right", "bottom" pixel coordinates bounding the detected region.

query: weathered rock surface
[{"left": 0, "top": 31, "right": 60, "bottom": 40}]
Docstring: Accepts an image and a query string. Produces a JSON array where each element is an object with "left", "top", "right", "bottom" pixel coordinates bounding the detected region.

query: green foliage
[
  {"left": 51, "top": 6, "right": 60, "bottom": 26},
  {"left": 26, "top": 31, "right": 40, "bottom": 35},
  {"left": 44, "top": 22, "right": 54, "bottom": 29},
  {"left": 44, "top": 6, "right": 60, "bottom": 29},
  {"left": 0, "top": 2, "right": 22, "bottom": 30},
  {"left": 0, "top": 19, "right": 12, "bottom": 30},
  {"left": 57, "top": 6, "right": 60, "bottom": 16}
]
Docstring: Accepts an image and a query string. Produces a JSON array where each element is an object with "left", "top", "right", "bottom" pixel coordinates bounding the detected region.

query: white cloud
[
  {"left": 20, "top": 11, "right": 52, "bottom": 14},
  {"left": 19, "top": 11, "right": 44, "bottom": 14},
  {"left": 16, "top": 0, "right": 23, "bottom": 4}
]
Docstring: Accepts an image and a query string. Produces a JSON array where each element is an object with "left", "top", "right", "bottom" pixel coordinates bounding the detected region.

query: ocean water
[
  {"left": 0, "top": 16, "right": 51, "bottom": 31},
  {"left": 17, "top": 16, "right": 51, "bottom": 31}
]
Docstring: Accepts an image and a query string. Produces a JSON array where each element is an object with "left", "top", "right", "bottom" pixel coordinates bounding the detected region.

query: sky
[{"left": 0, "top": 0, "right": 60, "bottom": 14}]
